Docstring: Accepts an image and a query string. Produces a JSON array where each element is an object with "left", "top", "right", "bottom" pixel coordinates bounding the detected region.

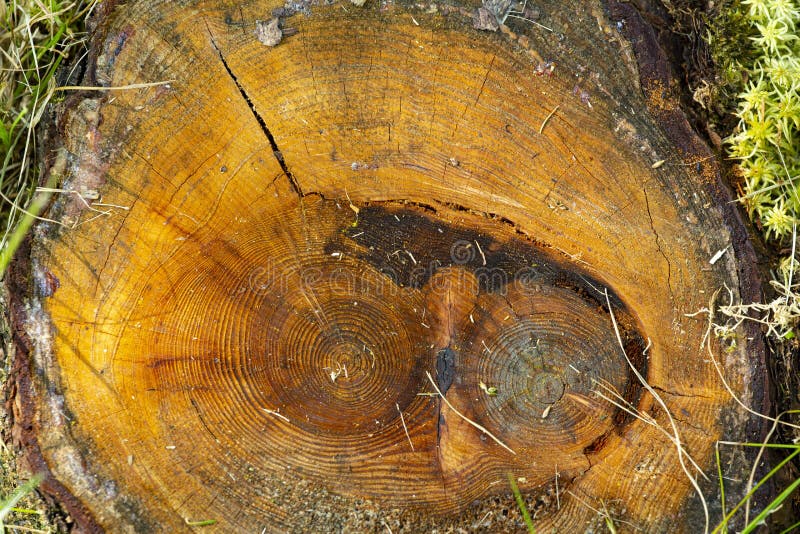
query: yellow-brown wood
[{"left": 7, "top": 0, "right": 767, "bottom": 531}]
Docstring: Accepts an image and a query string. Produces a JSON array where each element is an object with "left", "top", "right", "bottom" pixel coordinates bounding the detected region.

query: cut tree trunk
[{"left": 6, "top": 0, "right": 768, "bottom": 531}]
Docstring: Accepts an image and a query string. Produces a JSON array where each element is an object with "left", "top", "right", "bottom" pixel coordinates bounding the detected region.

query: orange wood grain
[{"left": 8, "top": 0, "right": 765, "bottom": 531}]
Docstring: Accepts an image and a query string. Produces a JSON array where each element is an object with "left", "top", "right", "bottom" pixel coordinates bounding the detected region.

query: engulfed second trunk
[{"left": 7, "top": 0, "right": 767, "bottom": 531}]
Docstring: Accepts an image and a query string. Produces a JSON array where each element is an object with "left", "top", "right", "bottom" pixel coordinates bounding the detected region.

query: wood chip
[{"left": 255, "top": 18, "right": 282, "bottom": 47}]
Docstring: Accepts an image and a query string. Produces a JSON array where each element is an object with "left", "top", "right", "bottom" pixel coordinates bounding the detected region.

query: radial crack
[
  {"left": 642, "top": 186, "right": 674, "bottom": 300},
  {"left": 651, "top": 385, "right": 710, "bottom": 400},
  {"left": 190, "top": 397, "right": 220, "bottom": 441},
  {"left": 207, "top": 32, "right": 303, "bottom": 198}
]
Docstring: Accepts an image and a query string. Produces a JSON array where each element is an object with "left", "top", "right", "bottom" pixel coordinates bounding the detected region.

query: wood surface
[{"left": 6, "top": 0, "right": 767, "bottom": 531}]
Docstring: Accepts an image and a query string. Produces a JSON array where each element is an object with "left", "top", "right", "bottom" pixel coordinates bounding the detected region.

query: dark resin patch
[{"left": 327, "top": 201, "right": 648, "bottom": 438}]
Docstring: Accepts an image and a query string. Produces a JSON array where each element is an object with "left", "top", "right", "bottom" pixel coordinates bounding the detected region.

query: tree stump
[{"left": 6, "top": 0, "right": 768, "bottom": 531}]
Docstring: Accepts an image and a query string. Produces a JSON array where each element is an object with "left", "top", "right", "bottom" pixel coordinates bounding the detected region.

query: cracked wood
[{"left": 6, "top": 0, "right": 768, "bottom": 532}]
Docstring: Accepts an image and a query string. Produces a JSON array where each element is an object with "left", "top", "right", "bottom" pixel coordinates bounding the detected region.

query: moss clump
[{"left": 724, "top": 0, "right": 800, "bottom": 240}]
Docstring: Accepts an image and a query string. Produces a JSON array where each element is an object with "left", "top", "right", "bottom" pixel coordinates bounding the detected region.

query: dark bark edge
[
  {"left": 606, "top": 0, "right": 771, "bottom": 525},
  {"left": 3, "top": 1, "right": 121, "bottom": 532}
]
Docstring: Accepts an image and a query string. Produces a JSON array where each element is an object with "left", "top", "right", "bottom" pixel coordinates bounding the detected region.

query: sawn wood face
[{"left": 8, "top": 0, "right": 766, "bottom": 531}]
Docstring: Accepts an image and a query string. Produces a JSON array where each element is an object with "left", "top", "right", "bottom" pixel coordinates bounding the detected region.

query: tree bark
[{"left": 6, "top": 0, "right": 767, "bottom": 531}]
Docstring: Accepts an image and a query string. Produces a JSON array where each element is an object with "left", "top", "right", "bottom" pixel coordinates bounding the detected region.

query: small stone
[
  {"left": 482, "top": 0, "right": 513, "bottom": 22},
  {"left": 472, "top": 7, "right": 499, "bottom": 31},
  {"left": 350, "top": 0, "right": 367, "bottom": 6},
  {"left": 255, "top": 18, "right": 282, "bottom": 47}
]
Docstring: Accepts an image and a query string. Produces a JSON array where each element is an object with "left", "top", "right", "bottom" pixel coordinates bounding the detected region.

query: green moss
[
  {"left": 719, "top": 0, "right": 800, "bottom": 241},
  {"left": 709, "top": 2, "right": 758, "bottom": 87}
]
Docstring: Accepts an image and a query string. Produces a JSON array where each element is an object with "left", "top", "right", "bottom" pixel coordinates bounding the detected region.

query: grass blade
[
  {"left": 507, "top": 473, "right": 535, "bottom": 534},
  {"left": 740, "top": 476, "right": 800, "bottom": 534},
  {"left": 0, "top": 474, "right": 42, "bottom": 525}
]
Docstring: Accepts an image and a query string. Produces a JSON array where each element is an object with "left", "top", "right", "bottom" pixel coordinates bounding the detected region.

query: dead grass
[
  {"left": 684, "top": 232, "right": 800, "bottom": 531},
  {"left": 1, "top": 1, "right": 97, "bottom": 532},
  {"left": 0, "top": 0, "right": 95, "bottom": 272}
]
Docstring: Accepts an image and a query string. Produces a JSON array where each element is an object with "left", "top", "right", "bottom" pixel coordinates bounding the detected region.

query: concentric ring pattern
[
  {"left": 118, "top": 197, "right": 645, "bottom": 510},
  {"left": 27, "top": 1, "right": 738, "bottom": 529}
]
